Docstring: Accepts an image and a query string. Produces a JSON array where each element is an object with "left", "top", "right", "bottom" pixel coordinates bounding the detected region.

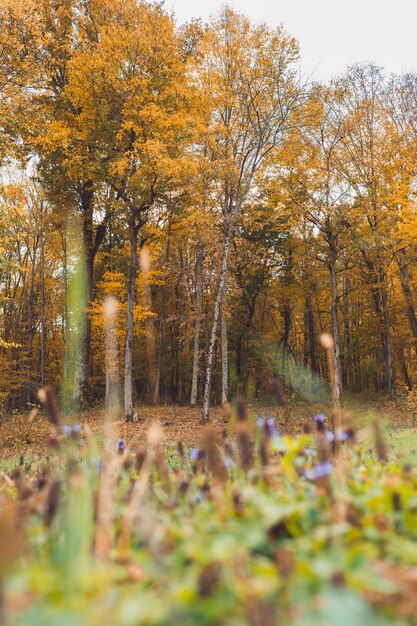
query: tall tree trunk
[
  {"left": 40, "top": 230, "right": 45, "bottom": 387},
  {"left": 399, "top": 346, "right": 412, "bottom": 391},
  {"left": 342, "top": 276, "right": 351, "bottom": 387},
  {"left": 397, "top": 251, "right": 417, "bottom": 348},
  {"left": 190, "top": 242, "right": 203, "bottom": 405},
  {"left": 329, "top": 256, "right": 342, "bottom": 401},
  {"left": 361, "top": 243, "right": 394, "bottom": 395},
  {"left": 306, "top": 294, "right": 318, "bottom": 375},
  {"left": 124, "top": 214, "right": 138, "bottom": 416},
  {"left": 221, "top": 307, "right": 228, "bottom": 404},
  {"left": 153, "top": 215, "right": 172, "bottom": 405},
  {"left": 77, "top": 180, "right": 95, "bottom": 409},
  {"left": 367, "top": 263, "right": 394, "bottom": 395},
  {"left": 105, "top": 297, "right": 120, "bottom": 408},
  {"left": 27, "top": 230, "right": 39, "bottom": 402},
  {"left": 201, "top": 226, "right": 232, "bottom": 422},
  {"left": 280, "top": 302, "right": 292, "bottom": 374},
  {"left": 380, "top": 275, "right": 394, "bottom": 395}
]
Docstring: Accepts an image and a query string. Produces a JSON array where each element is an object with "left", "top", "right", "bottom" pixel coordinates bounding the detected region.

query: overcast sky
[{"left": 167, "top": 0, "right": 417, "bottom": 81}]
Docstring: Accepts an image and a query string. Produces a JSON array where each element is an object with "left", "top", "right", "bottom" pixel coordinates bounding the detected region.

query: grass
[{"left": 1, "top": 400, "right": 417, "bottom": 625}]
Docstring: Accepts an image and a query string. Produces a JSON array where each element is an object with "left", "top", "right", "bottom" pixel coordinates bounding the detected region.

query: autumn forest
[{"left": 1, "top": 0, "right": 417, "bottom": 421}]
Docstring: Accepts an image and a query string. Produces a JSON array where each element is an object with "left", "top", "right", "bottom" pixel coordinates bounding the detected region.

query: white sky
[{"left": 167, "top": 0, "right": 417, "bottom": 81}]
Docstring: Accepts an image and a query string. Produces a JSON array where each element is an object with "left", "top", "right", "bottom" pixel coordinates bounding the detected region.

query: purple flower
[
  {"left": 338, "top": 431, "right": 349, "bottom": 442},
  {"left": 256, "top": 416, "right": 279, "bottom": 437},
  {"left": 62, "top": 423, "right": 81, "bottom": 438},
  {"left": 117, "top": 438, "right": 126, "bottom": 454},
  {"left": 326, "top": 431, "right": 335, "bottom": 443},
  {"left": 304, "top": 460, "right": 333, "bottom": 481},
  {"left": 189, "top": 448, "right": 204, "bottom": 462},
  {"left": 256, "top": 416, "right": 264, "bottom": 429},
  {"left": 313, "top": 413, "right": 326, "bottom": 432},
  {"left": 313, "top": 413, "right": 325, "bottom": 425}
]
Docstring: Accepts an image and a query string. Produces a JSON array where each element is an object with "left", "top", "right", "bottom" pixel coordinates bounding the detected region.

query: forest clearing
[
  {"left": 2, "top": 0, "right": 417, "bottom": 623},
  {"left": 0, "top": 399, "right": 414, "bottom": 461}
]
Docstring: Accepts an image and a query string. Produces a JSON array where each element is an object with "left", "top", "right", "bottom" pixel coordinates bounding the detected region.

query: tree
[{"left": 197, "top": 7, "right": 302, "bottom": 421}]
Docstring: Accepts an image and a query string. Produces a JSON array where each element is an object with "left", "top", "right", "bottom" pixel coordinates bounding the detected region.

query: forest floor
[{"left": 0, "top": 396, "right": 416, "bottom": 464}]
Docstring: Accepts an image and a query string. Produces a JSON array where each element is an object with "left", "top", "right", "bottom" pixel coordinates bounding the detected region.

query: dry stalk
[
  {"left": 117, "top": 423, "right": 162, "bottom": 558},
  {"left": 320, "top": 333, "right": 346, "bottom": 524},
  {"left": 94, "top": 297, "right": 121, "bottom": 560}
]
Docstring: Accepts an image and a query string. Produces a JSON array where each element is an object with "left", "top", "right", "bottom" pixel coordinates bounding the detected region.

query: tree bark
[
  {"left": 399, "top": 346, "right": 412, "bottom": 390},
  {"left": 26, "top": 229, "right": 39, "bottom": 402},
  {"left": 124, "top": 214, "right": 139, "bottom": 416},
  {"left": 221, "top": 307, "right": 228, "bottom": 405},
  {"left": 306, "top": 294, "right": 318, "bottom": 375},
  {"left": 76, "top": 180, "right": 109, "bottom": 408},
  {"left": 397, "top": 251, "right": 417, "bottom": 348},
  {"left": 342, "top": 276, "right": 351, "bottom": 387},
  {"left": 77, "top": 181, "right": 95, "bottom": 409},
  {"left": 329, "top": 255, "right": 342, "bottom": 402},
  {"left": 201, "top": 226, "right": 232, "bottom": 422},
  {"left": 153, "top": 215, "right": 172, "bottom": 405},
  {"left": 40, "top": 229, "right": 45, "bottom": 387},
  {"left": 190, "top": 242, "right": 203, "bottom": 405},
  {"left": 380, "top": 275, "right": 394, "bottom": 395}
]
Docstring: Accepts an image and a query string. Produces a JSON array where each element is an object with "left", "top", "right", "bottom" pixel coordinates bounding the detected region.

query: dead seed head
[
  {"left": 320, "top": 333, "right": 334, "bottom": 350},
  {"left": 37, "top": 386, "right": 61, "bottom": 425},
  {"left": 103, "top": 295, "right": 118, "bottom": 320},
  {"left": 147, "top": 422, "right": 163, "bottom": 448},
  {"left": 139, "top": 247, "right": 151, "bottom": 273},
  {"left": 202, "top": 425, "right": 227, "bottom": 482}
]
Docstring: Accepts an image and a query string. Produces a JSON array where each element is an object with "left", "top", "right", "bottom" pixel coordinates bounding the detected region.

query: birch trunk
[
  {"left": 40, "top": 230, "right": 45, "bottom": 387},
  {"left": 124, "top": 215, "right": 138, "bottom": 416},
  {"left": 190, "top": 242, "right": 203, "bottom": 405},
  {"left": 221, "top": 307, "right": 228, "bottom": 405},
  {"left": 201, "top": 228, "right": 232, "bottom": 422}
]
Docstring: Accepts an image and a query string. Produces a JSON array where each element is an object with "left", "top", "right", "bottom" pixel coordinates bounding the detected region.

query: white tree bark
[
  {"left": 124, "top": 216, "right": 138, "bottom": 416},
  {"left": 104, "top": 297, "right": 119, "bottom": 409},
  {"left": 201, "top": 229, "right": 231, "bottom": 421},
  {"left": 190, "top": 242, "right": 203, "bottom": 405},
  {"left": 221, "top": 306, "right": 228, "bottom": 405}
]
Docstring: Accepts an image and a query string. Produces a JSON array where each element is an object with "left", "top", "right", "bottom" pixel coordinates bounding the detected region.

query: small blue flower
[
  {"left": 256, "top": 416, "right": 279, "bottom": 437},
  {"left": 256, "top": 416, "right": 265, "bottom": 429},
  {"left": 304, "top": 460, "right": 333, "bottom": 481},
  {"left": 117, "top": 437, "right": 126, "bottom": 454},
  {"left": 224, "top": 457, "right": 234, "bottom": 469},
  {"left": 62, "top": 423, "right": 81, "bottom": 438},
  {"left": 326, "top": 431, "right": 335, "bottom": 443},
  {"left": 189, "top": 448, "right": 201, "bottom": 462},
  {"left": 313, "top": 413, "right": 326, "bottom": 425}
]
